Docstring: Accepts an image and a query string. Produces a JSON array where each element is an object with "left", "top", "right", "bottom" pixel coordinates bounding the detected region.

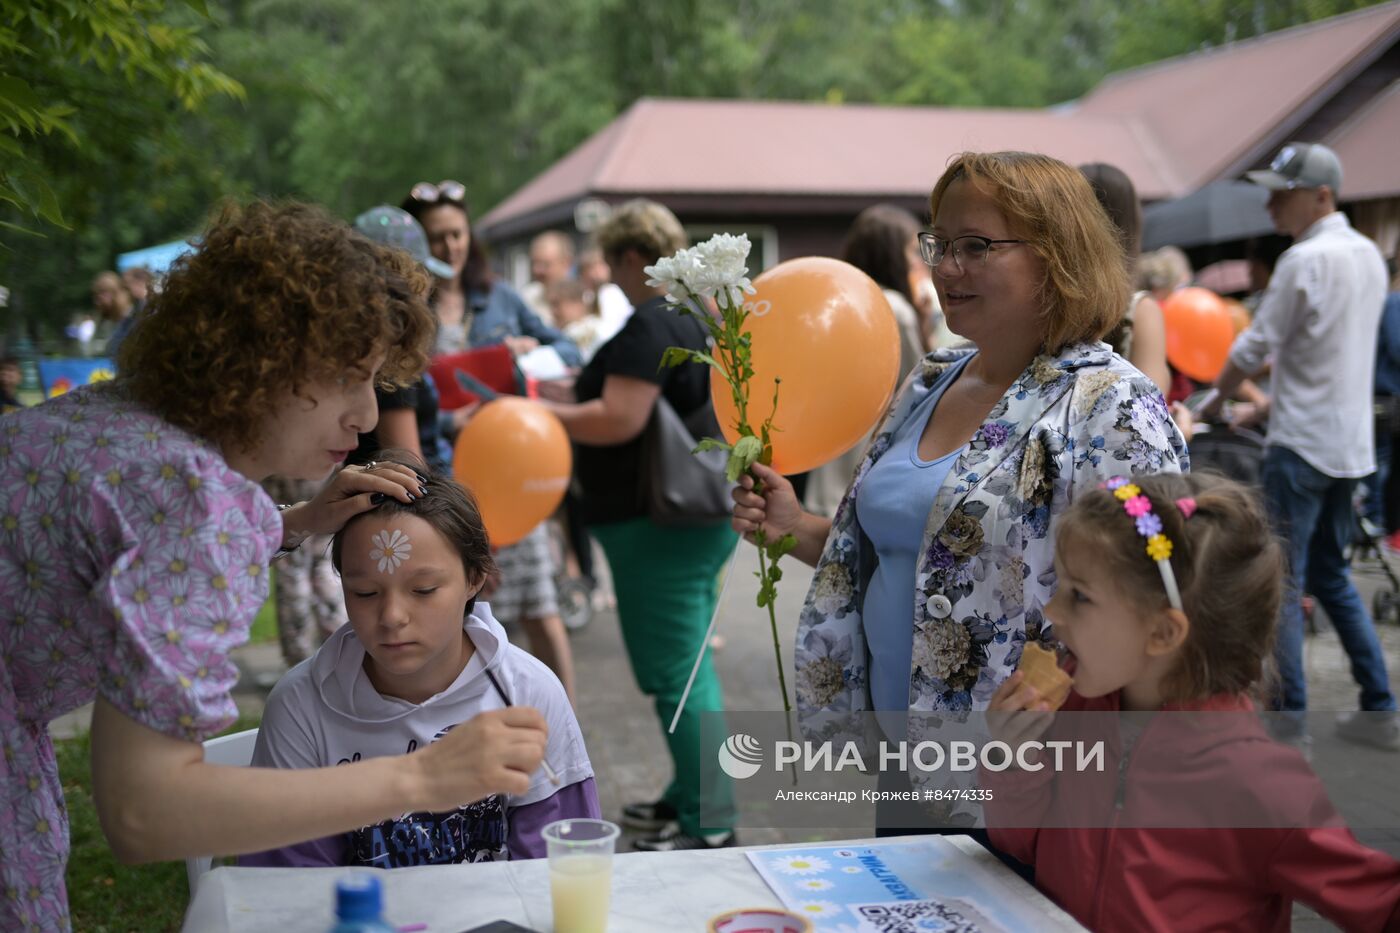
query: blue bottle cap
[{"left": 335, "top": 873, "right": 384, "bottom": 922}]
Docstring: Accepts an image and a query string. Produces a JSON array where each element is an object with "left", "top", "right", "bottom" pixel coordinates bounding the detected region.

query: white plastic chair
[{"left": 185, "top": 727, "right": 259, "bottom": 895}]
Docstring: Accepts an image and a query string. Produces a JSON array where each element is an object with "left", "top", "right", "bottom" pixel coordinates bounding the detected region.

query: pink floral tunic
[{"left": 0, "top": 386, "right": 282, "bottom": 931}]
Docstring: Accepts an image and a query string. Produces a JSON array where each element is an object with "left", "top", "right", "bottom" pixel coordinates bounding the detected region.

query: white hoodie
[{"left": 246, "top": 603, "right": 594, "bottom": 867}]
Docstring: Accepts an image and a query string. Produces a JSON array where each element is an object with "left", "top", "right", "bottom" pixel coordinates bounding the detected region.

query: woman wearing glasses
[
  {"left": 732, "top": 150, "right": 1186, "bottom": 794},
  {"left": 402, "top": 181, "right": 580, "bottom": 702}
]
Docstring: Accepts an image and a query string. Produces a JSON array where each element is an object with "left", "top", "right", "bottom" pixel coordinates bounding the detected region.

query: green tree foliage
[
  {"left": 1, "top": 0, "right": 1389, "bottom": 339},
  {"left": 0, "top": 0, "right": 242, "bottom": 232}
]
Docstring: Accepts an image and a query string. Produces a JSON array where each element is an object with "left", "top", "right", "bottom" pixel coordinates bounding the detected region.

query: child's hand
[
  {"left": 987, "top": 671, "right": 1057, "bottom": 760},
  {"left": 412, "top": 707, "right": 549, "bottom": 810}
]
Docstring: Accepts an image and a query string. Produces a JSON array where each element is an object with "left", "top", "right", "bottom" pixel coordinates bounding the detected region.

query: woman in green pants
[{"left": 540, "top": 199, "right": 738, "bottom": 851}]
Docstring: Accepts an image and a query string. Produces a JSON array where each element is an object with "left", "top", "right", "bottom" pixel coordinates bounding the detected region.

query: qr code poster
[
  {"left": 746, "top": 840, "right": 1063, "bottom": 932},
  {"left": 852, "top": 898, "right": 1001, "bottom": 933}
]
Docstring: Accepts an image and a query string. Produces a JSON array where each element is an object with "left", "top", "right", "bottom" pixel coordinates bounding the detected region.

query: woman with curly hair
[{"left": 0, "top": 201, "right": 550, "bottom": 932}]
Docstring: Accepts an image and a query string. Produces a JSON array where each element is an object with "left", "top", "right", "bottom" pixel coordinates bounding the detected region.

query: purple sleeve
[
  {"left": 238, "top": 833, "right": 349, "bottom": 868},
  {"left": 507, "top": 778, "right": 602, "bottom": 860}
]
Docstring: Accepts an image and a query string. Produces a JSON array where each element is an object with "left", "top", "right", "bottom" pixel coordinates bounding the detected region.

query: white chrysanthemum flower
[
  {"left": 772, "top": 854, "right": 831, "bottom": 875},
  {"left": 645, "top": 247, "right": 706, "bottom": 304},
  {"left": 369, "top": 529, "right": 412, "bottom": 574},
  {"left": 695, "top": 232, "right": 751, "bottom": 278},
  {"left": 642, "top": 255, "right": 675, "bottom": 284},
  {"left": 842, "top": 865, "right": 862, "bottom": 873},
  {"left": 797, "top": 878, "right": 834, "bottom": 891},
  {"left": 646, "top": 235, "right": 755, "bottom": 308},
  {"left": 692, "top": 233, "right": 754, "bottom": 307}
]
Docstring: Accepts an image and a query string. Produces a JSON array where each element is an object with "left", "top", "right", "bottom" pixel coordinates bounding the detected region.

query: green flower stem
[
  {"left": 662, "top": 276, "right": 797, "bottom": 784},
  {"left": 755, "top": 527, "right": 798, "bottom": 785}
]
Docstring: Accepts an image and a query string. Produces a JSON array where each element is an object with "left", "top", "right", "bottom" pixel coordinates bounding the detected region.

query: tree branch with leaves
[{"left": 0, "top": 0, "right": 242, "bottom": 239}]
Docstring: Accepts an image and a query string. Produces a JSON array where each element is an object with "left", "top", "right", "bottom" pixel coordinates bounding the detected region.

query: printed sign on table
[{"left": 747, "top": 839, "right": 1051, "bottom": 933}]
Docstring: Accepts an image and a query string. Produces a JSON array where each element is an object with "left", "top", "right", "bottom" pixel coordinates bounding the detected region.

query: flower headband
[{"left": 1102, "top": 477, "right": 1196, "bottom": 611}]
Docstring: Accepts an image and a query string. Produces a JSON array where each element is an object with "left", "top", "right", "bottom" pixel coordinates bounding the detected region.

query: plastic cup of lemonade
[{"left": 543, "top": 818, "right": 620, "bottom": 933}]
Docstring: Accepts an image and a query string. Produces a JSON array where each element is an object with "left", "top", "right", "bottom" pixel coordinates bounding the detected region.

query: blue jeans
[
  {"left": 1261, "top": 446, "right": 1396, "bottom": 714},
  {"left": 1362, "top": 426, "right": 1392, "bottom": 528}
]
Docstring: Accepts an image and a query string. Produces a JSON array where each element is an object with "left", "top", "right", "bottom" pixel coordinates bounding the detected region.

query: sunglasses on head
[{"left": 408, "top": 179, "right": 467, "bottom": 205}]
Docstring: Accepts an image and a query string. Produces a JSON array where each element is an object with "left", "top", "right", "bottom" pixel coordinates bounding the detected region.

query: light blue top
[{"left": 856, "top": 357, "right": 968, "bottom": 711}]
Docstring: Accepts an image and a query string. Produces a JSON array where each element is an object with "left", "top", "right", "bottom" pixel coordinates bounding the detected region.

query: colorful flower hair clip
[{"left": 1099, "top": 477, "right": 1193, "bottom": 611}]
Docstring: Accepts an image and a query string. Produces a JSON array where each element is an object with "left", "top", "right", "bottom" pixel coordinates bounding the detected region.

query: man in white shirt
[{"left": 1207, "top": 142, "right": 1397, "bottom": 750}]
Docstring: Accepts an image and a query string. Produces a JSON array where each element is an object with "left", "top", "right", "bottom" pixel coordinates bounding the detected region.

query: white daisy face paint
[{"left": 369, "top": 528, "right": 412, "bottom": 574}]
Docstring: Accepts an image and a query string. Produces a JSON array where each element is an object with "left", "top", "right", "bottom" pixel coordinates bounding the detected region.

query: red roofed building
[{"left": 480, "top": 2, "right": 1400, "bottom": 275}]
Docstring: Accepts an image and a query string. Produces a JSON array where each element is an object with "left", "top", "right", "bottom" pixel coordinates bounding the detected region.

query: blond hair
[
  {"left": 930, "top": 152, "right": 1130, "bottom": 353},
  {"left": 595, "top": 199, "right": 688, "bottom": 264},
  {"left": 1138, "top": 246, "right": 1194, "bottom": 293}
]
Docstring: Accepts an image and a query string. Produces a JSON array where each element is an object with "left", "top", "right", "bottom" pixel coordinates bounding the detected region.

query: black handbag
[{"left": 639, "top": 394, "right": 734, "bottom": 526}]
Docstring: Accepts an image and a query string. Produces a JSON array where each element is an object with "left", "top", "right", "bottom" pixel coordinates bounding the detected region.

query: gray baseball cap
[
  {"left": 354, "top": 205, "right": 454, "bottom": 279},
  {"left": 1246, "top": 142, "right": 1343, "bottom": 194}
]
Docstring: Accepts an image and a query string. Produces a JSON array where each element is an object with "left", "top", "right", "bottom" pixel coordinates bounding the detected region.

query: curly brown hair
[{"left": 118, "top": 200, "right": 436, "bottom": 453}]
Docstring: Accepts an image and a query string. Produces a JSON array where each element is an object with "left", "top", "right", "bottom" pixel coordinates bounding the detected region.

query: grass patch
[
  {"left": 247, "top": 566, "right": 279, "bottom": 645},
  {"left": 57, "top": 715, "right": 261, "bottom": 932}
]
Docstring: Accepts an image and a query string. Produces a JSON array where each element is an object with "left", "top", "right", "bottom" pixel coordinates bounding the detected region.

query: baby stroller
[
  {"left": 1185, "top": 421, "right": 1266, "bottom": 487},
  {"left": 1186, "top": 420, "right": 1323, "bottom": 630},
  {"left": 1349, "top": 397, "right": 1400, "bottom": 624},
  {"left": 1186, "top": 411, "right": 1400, "bottom": 627},
  {"left": 1350, "top": 513, "right": 1400, "bottom": 625}
]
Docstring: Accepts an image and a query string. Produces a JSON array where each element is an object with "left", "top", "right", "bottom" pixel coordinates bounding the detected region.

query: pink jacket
[{"left": 984, "top": 690, "right": 1400, "bottom": 932}]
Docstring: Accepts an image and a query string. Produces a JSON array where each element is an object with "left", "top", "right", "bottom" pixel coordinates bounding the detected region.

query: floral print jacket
[{"left": 794, "top": 341, "right": 1188, "bottom": 716}]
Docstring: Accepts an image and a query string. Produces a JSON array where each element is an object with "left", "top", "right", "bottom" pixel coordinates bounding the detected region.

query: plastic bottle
[{"left": 328, "top": 873, "right": 396, "bottom": 933}]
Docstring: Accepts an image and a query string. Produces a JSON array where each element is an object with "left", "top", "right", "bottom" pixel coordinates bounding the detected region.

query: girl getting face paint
[
  {"left": 369, "top": 528, "right": 413, "bottom": 574},
  {"left": 340, "top": 513, "right": 481, "bottom": 703}
]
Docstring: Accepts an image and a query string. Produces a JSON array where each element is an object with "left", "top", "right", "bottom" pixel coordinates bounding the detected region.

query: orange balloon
[
  {"left": 1161, "top": 287, "right": 1235, "bottom": 383},
  {"left": 452, "top": 397, "right": 571, "bottom": 547},
  {"left": 1223, "top": 298, "right": 1252, "bottom": 337},
  {"left": 710, "top": 257, "right": 901, "bottom": 475}
]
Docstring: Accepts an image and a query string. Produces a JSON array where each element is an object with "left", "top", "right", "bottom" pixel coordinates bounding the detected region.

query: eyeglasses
[
  {"left": 408, "top": 179, "right": 467, "bottom": 205},
  {"left": 917, "top": 232, "right": 1025, "bottom": 272}
]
